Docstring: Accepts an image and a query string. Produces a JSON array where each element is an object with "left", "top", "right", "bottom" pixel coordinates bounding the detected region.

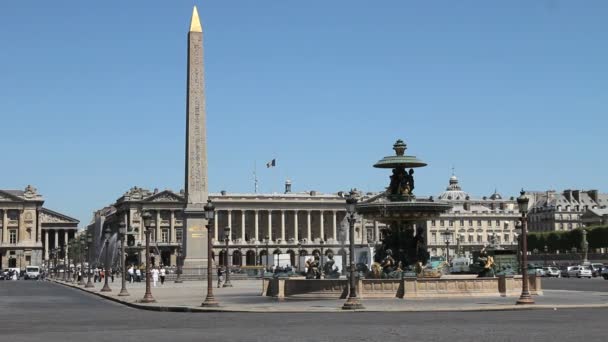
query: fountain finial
[{"left": 393, "top": 139, "right": 407, "bottom": 156}]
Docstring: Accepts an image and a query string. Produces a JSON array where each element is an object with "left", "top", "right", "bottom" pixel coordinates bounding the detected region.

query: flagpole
[{"left": 254, "top": 161, "right": 258, "bottom": 193}]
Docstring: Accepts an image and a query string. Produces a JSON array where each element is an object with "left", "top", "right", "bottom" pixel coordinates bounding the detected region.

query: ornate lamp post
[
  {"left": 62, "top": 243, "right": 68, "bottom": 281},
  {"left": 342, "top": 189, "right": 364, "bottom": 310},
  {"left": 297, "top": 241, "right": 303, "bottom": 272},
  {"left": 264, "top": 236, "right": 270, "bottom": 270},
  {"left": 118, "top": 222, "right": 129, "bottom": 296},
  {"left": 442, "top": 229, "right": 452, "bottom": 263},
  {"left": 320, "top": 238, "right": 325, "bottom": 274},
  {"left": 174, "top": 244, "right": 183, "bottom": 283},
  {"left": 223, "top": 226, "right": 233, "bottom": 287},
  {"left": 78, "top": 236, "right": 86, "bottom": 285},
  {"left": 202, "top": 199, "right": 219, "bottom": 307},
  {"left": 141, "top": 211, "right": 156, "bottom": 303},
  {"left": 582, "top": 229, "right": 589, "bottom": 265},
  {"left": 516, "top": 189, "right": 534, "bottom": 305},
  {"left": 100, "top": 227, "right": 112, "bottom": 292},
  {"left": 85, "top": 232, "right": 94, "bottom": 288},
  {"left": 543, "top": 245, "right": 548, "bottom": 267}
]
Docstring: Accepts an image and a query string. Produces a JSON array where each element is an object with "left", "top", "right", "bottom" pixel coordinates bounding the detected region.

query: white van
[
  {"left": 25, "top": 266, "right": 41, "bottom": 280},
  {"left": 450, "top": 256, "right": 472, "bottom": 273}
]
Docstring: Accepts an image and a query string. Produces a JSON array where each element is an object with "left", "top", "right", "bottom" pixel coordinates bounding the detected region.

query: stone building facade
[
  {"left": 525, "top": 189, "right": 608, "bottom": 232},
  {"left": 425, "top": 175, "right": 520, "bottom": 258},
  {"left": 88, "top": 186, "right": 385, "bottom": 268},
  {"left": 0, "top": 186, "right": 79, "bottom": 268}
]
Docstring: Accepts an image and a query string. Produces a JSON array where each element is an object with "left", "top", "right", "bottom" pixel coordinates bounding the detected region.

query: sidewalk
[{"left": 51, "top": 278, "right": 608, "bottom": 313}]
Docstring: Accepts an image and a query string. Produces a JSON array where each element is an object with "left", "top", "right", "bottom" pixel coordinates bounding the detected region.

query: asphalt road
[
  {"left": 542, "top": 276, "right": 608, "bottom": 292},
  {"left": 1, "top": 280, "right": 607, "bottom": 342}
]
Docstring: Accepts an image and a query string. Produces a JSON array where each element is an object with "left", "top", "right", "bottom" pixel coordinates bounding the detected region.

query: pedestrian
[
  {"left": 217, "top": 266, "right": 224, "bottom": 288},
  {"left": 135, "top": 267, "right": 142, "bottom": 282},
  {"left": 160, "top": 266, "right": 166, "bottom": 285},
  {"left": 128, "top": 266, "right": 134, "bottom": 283},
  {"left": 94, "top": 268, "right": 100, "bottom": 282},
  {"left": 151, "top": 267, "right": 159, "bottom": 287},
  {"left": 110, "top": 268, "right": 114, "bottom": 283}
]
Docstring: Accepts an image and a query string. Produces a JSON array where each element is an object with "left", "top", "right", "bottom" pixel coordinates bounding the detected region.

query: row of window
[
  {"left": 149, "top": 228, "right": 183, "bottom": 243},
  {"left": 429, "top": 233, "right": 511, "bottom": 244},
  {"left": 430, "top": 219, "right": 511, "bottom": 228}
]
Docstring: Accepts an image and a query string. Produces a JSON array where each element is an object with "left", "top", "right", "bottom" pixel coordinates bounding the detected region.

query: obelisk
[{"left": 183, "top": 6, "right": 208, "bottom": 267}]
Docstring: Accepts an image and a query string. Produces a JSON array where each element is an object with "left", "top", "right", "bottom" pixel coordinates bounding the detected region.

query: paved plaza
[
  {"left": 1, "top": 280, "right": 607, "bottom": 342},
  {"left": 48, "top": 277, "right": 608, "bottom": 312}
]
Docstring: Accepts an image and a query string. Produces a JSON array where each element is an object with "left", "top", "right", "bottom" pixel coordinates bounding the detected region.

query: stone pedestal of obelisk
[{"left": 183, "top": 6, "right": 208, "bottom": 268}]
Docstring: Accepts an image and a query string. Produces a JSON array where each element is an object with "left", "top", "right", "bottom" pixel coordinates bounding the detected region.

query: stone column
[
  {"left": 374, "top": 221, "right": 379, "bottom": 242},
  {"left": 170, "top": 210, "right": 175, "bottom": 242},
  {"left": 293, "top": 211, "right": 299, "bottom": 242},
  {"left": 2, "top": 210, "right": 7, "bottom": 243},
  {"left": 254, "top": 210, "right": 259, "bottom": 241},
  {"left": 267, "top": 210, "right": 272, "bottom": 241},
  {"left": 214, "top": 212, "right": 219, "bottom": 241},
  {"left": 332, "top": 211, "right": 337, "bottom": 241},
  {"left": 44, "top": 230, "right": 49, "bottom": 260},
  {"left": 306, "top": 210, "right": 311, "bottom": 242},
  {"left": 54, "top": 230, "right": 58, "bottom": 248},
  {"left": 227, "top": 210, "right": 232, "bottom": 232},
  {"left": 241, "top": 210, "right": 246, "bottom": 241},
  {"left": 319, "top": 211, "right": 324, "bottom": 241},
  {"left": 361, "top": 217, "right": 368, "bottom": 244},
  {"left": 64, "top": 230, "right": 69, "bottom": 255},
  {"left": 280, "top": 210, "right": 285, "bottom": 242},
  {"left": 156, "top": 210, "right": 162, "bottom": 242}
]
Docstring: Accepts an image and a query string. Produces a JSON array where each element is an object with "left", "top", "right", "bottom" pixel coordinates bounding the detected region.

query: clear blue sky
[{"left": 1, "top": 1, "right": 606, "bottom": 226}]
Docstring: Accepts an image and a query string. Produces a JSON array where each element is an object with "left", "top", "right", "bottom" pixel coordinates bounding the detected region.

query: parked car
[
  {"left": 528, "top": 267, "right": 545, "bottom": 277},
  {"left": 567, "top": 265, "right": 593, "bottom": 278},
  {"left": 601, "top": 267, "right": 608, "bottom": 280},
  {"left": 542, "top": 266, "right": 560, "bottom": 277},
  {"left": 590, "top": 263, "right": 604, "bottom": 277},
  {"left": 560, "top": 266, "right": 571, "bottom": 278}
]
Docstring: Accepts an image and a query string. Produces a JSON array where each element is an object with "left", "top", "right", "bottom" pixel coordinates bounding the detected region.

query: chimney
[
  {"left": 464, "top": 202, "right": 471, "bottom": 211},
  {"left": 563, "top": 190, "right": 572, "bottom": 201},
  {"left": 588, "top": 190, "right": 599, "bottom": 203},
  {"left": 220, "top": 190, "right": 227, "bottom": 196},
  {"left": 572, "top": 190, "right": 581, "bottom": 202},
  {"left": 284, "top": 179, "right": 292, "bottom": 194}
]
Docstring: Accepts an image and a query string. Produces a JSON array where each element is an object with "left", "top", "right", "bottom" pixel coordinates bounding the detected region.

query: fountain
[
  {"left": 264, "top": 139, "right": 542, "bottom": 299},
  {"left": 357, "top": 139, "right": 452, "bottom": 277}
]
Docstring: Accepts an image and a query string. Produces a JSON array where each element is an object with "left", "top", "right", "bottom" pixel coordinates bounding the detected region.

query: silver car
[{"left": 542, "top": 266, "right": 560, "bottom": 277}]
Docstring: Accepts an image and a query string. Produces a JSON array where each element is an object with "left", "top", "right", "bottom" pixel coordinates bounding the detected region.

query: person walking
[
  {"left": 135, "top": 267, "right": 142, "bottom": 282},
  {"left": 128, "top": 266, "right": 134, "bottom": 283},
  {"left": 217, "top": 266, "right": 224, "bottom": 288},
  {"left": 151, "top": 267, "right": 159, "bottom": 287},
  {"left": 160, "top": 266, "right": 166, "bottom": 285}
]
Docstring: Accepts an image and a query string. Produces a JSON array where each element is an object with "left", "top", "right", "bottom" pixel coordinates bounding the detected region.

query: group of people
[
  {"left": 127, "top": 265, "right": 166, "bottom": 287},
  {"left": 93, "top": 267, "right": 115, "bottom": 283}
]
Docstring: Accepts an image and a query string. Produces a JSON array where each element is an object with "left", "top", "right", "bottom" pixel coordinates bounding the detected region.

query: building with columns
[
  {"left": 89, "top": 185, "right": 386, "bottom": 269},
  {"left": 425, "top": 175, "right": 520, "bottom": 258},
  {"left": 0, "top": 186, "right": 79, "bottom": 269}
]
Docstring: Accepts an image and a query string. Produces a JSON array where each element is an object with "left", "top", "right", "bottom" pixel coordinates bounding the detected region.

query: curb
[{"left": 49, "top": 279, "right": 608, "bottom": 314}]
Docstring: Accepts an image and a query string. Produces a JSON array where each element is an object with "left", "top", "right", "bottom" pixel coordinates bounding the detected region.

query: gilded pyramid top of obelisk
[{"left": 190, "top": 6, "right": 202, "bottom": 32}]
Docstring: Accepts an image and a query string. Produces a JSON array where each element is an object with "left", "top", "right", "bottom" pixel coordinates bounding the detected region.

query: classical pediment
[
  {"left": 40, "top": 208, "right": 79, "bottom": 224},
  {"left": 0, "top": 190, "right": 25, "bottom": 202},
  {"left": 145, "top": 191, "right": 185, "bottom": 203}
]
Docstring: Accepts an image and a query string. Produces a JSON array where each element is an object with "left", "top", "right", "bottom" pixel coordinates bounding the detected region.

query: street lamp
[
  {"left": 320, "top": 238, "right": 325, "bottom": 275},
  {"left": 63, "top": 243, "right": 68, "bottom": 281},
  {"left": 118, "top": 222, "right": 129, "bottom": 296},
  {"left": 543, "top": 245, "right": 548, "bottom": 267},
  {"left": 141, "top": 211, "right": 156, "bottom": 303},
  {"left": 202, "top": 199, "right": 219, "bottom": 307},
  {"left": 516, "top": 189, "right": 534, "bottom": 305},
  {"left": 264, "top": 236, "right": 270, "bottom": 271},
  {"left": 342, "top": 189, "right": 364, "bottom": 310},
  {"left": 223, "top": 226, "right": 233, "bottom": 287},
  {"left": 85, "top": 232, "right": 94, "bottom": 288},
  {"left": 100, "top": 227, "right": 112, "bottom": 292},
  {"left": 78, "top": 235, "right": 86, "bottom": 285},
  {"left": 174, "top": 244, "right": 183, "bottom": 283},
  {"left": 441, "top": 229, "right": 452, "bottom": 263},
  {"left": 582, "top": 229, "right": 589, "bottom": 265},
  {"left": 297, "top": 241, "right": 303, "bottom": 272}
]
